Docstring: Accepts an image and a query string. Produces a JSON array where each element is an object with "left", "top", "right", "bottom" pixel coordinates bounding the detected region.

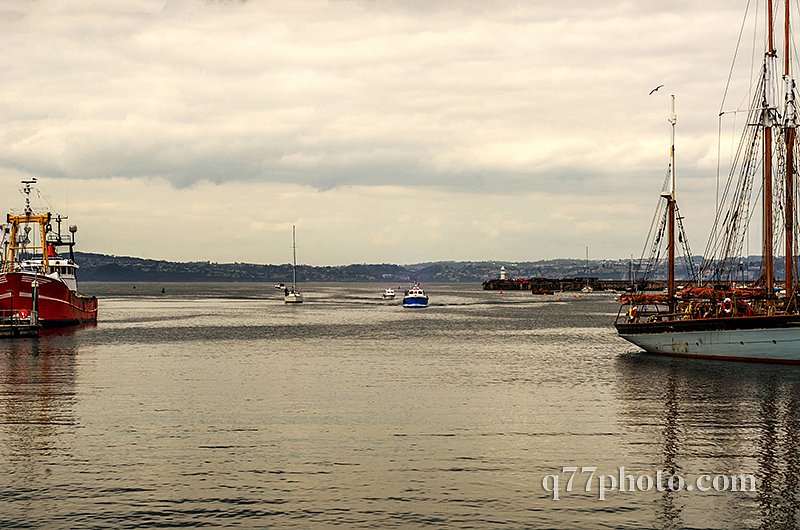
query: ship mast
[
  {"left": 784, "top": 0, "right": 796, "bottom": 304},
  {"left": 764, "top": 0, "right": 776, "bottom": 304},
  {"left": 292, "top": 224, "right": 298, "bottom": 291},
  {"left": 5, "top": 180, "right": 51, "bottom": 274},
  {"left": 667, "top": 95, "right": 676, "bottom": 312}
]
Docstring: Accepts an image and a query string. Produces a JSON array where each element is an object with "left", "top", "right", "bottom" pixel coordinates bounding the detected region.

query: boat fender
[{"left": 721, "top": 297, "right": 733, "bottom": 314}]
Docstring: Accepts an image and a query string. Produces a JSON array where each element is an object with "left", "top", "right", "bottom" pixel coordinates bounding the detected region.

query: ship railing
[
  {"left": 616, "top": 302, "right": 754, "bottom": 323},
  {"left": 0, "top": 309, "right": 34, "bottom": 325},
  {"left": 615, "top": 303, "right": 676, "bottom": 324}
]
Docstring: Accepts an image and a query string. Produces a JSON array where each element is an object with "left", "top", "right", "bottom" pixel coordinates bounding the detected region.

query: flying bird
[{"left": 649, "top": 84, "right": 664, "bottom": 95}]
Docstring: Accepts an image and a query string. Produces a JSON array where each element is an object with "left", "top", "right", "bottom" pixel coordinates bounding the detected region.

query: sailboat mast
[
  {"left": 667, "top": 95, "right": 676, "bottom": 311},
  {"left": 292, "top": 225, "right": 297, "bottom": 290},
  {"left": 584, "top": 246, "right": 591, "bottom": 288},
  {"left": 784, "top": 0, "right": 796, "bottom": 303},
  {"left": 764, "top": 0, "right": 776, "bottom": 301},
  {"left": 786, "top": 0, "right": 791, "bottom": 75}
]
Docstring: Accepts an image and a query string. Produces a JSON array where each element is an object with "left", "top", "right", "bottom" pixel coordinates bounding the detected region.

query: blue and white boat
[{"left": 402, "top": 285, "right": 429, "bottom": 308}]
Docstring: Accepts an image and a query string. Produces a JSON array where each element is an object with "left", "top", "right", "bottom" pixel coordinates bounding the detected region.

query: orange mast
[
  {"left": 765, "top": 0, "right": 776, "bottom": 303},
  {"left": 785, "top": 0, "right": 796, "bottom": 304},
  {"left": 2, "top": 180, "right": 51, "bottom": 274}
]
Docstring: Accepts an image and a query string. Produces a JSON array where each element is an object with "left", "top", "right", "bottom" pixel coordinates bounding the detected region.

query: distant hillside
[
  {"left": 72, "top": 252, "right": 763, "bottom": 283},
  {"left": 75, "top": 252, "right": 704, "bottom": 284}
]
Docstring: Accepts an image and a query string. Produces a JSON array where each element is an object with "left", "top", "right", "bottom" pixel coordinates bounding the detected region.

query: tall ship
[
  {"left": 616, "top": 0, "right": 800, "bottom": 363},
  {"left": 0, "top": 179, "right": 98, "bottom": 326}
]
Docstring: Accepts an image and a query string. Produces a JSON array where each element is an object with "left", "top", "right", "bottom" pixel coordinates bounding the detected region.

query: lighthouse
[{"left": 500, "top": 266, "right": 506, "bottom": 280}]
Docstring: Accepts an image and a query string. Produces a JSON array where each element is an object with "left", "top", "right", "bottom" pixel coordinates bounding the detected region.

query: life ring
[
  {"left": 721, "top": 298, "right": 733, "bottom": 314},
  {"left": 19, "top": 309, "right": 29, "bottom": 319}
]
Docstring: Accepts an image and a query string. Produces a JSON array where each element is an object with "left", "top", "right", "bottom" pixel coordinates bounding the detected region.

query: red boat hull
[{"left": 0, "top": 272, "right": 97, "bottom": 326}]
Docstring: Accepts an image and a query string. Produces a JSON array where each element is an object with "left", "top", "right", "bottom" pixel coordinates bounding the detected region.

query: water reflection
[
  {"left": 659, "top": 368, "right": 683, "bottom": 529},
  {"left": 616, "top": 355, "right": 800, "bottom": 529},
  {"left": 0, "top": 335, "right": 79, "bottom": 458}
]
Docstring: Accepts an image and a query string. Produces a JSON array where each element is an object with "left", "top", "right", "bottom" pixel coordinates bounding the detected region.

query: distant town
[{"left": 74, "top": 252, "right": 768, "bottom": 284}]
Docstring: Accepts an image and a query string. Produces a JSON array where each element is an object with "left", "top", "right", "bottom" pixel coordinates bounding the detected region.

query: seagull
[{"left": 649, "top": 84, "right": 664, "bottom": 95}]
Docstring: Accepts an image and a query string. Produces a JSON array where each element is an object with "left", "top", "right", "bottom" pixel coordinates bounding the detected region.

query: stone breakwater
[{"left": 482, "top": 277, "right": 668, "bottom": 292}]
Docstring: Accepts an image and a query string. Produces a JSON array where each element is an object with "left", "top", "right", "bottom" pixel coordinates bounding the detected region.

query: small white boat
[
  {"left": 382, "top": 288, "right": 396, "bottom": 299},
  {"left": 581, "top": 285, "right": 593, "bottom": 293},
  {"left": 402, "top": 285, "right": 429, "bottom": 308}
]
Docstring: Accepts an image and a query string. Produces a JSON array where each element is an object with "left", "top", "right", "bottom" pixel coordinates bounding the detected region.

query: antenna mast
[{"left": 21, "top": 178, "right": 37, "bottom": 216}]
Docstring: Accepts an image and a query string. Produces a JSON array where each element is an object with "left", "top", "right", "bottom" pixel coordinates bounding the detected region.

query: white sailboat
[
  {"left": 581, "top": 246, "right": 593, "bottom": 293},
  {"left": 284, "top": 225, "right": 303, "bottom": 304}
]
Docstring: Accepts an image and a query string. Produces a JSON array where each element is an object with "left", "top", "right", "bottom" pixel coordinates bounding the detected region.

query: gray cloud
[
  {"left": 1, "top": 1, "right": 744, "bottom": 191},
  {"left": 0, "top": 1, "right": 766, "bottom": 263}
]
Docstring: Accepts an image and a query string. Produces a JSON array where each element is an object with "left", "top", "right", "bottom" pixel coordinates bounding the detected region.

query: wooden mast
[
  {"left": 668, "top": 95, "right": 676, "bottom": 313},
  {"left": 765, "top": 0, "right": 776, "bottom": 303},
  {"left": 785, "top": 0, "right": 796, "bottom": 304}
]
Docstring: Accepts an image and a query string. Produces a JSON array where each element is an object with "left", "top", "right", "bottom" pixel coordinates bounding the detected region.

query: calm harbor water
[{"left": 1, "top": 282, "right": 798, "bottom": 528}]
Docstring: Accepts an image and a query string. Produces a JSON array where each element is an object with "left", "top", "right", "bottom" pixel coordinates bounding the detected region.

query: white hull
[
  {"left": 284, "top": 293, "right": 303, "bottom": 304},
  {"left": 619, "top": 327, "right": 800, "bottom": 362}
]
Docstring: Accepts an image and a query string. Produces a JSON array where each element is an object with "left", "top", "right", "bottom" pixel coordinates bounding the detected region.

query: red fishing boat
[{"left": 0, "top": 179, "right": 97, "bottom": 326}]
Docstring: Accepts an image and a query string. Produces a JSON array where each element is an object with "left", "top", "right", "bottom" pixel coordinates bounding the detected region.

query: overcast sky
[{"left": 0, "top": 0, "right": 772, "bottom": 265}]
